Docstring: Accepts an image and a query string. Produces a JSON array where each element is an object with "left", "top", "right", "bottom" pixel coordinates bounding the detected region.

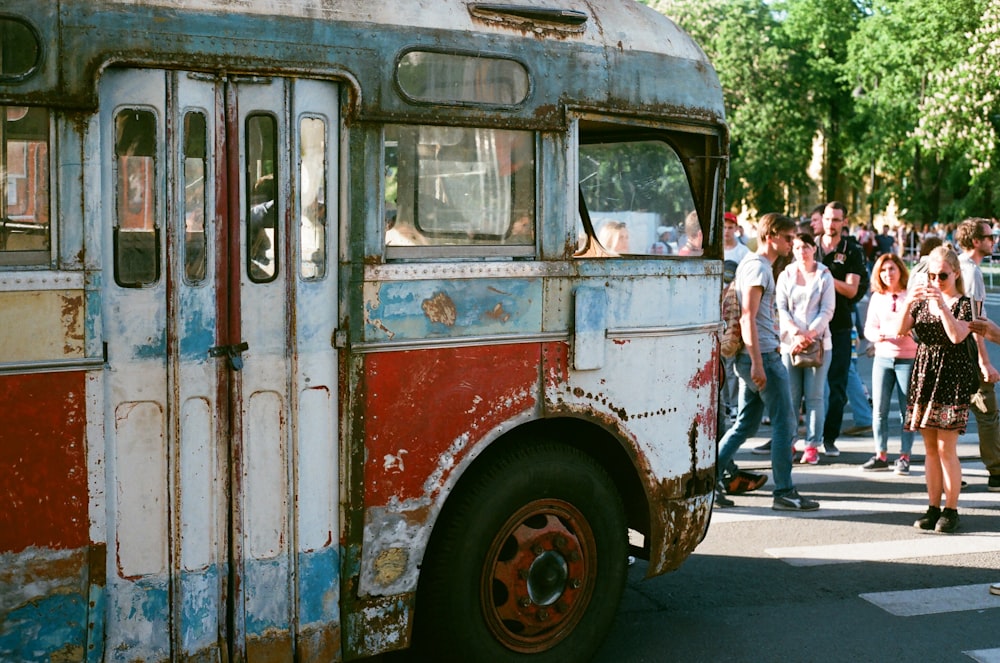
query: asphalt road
[{"left": 594, "top": 294, "right": 1000, "bottom": 663}]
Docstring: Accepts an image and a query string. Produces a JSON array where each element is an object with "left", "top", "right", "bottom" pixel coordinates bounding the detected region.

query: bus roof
[{"left": 3, "top": 0, "right": 725, "bottom": 128}]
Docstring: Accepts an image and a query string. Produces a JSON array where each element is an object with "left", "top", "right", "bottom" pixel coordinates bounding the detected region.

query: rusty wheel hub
[{"left": 481, "top": 499, "right": 595, "bottom": 653}]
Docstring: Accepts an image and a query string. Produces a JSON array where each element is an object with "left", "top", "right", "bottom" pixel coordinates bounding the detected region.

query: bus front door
[{"left": 98, "top": 69, "right": 341, "bottom": 661}]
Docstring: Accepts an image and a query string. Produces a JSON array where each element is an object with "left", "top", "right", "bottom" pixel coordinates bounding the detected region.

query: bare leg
[
  {"left": 921, "top": 428, "right": 942, "bottom": 508},
  {"left": 937, "top": 429, "right": 961, "bottom": 509}
]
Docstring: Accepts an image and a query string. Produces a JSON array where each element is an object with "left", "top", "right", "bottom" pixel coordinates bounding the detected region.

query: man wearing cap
[{"left": 650, "top": 225, "right": 673, "bottom": 255}]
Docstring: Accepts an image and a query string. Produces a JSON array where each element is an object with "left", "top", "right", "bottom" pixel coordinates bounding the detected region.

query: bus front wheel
[{"left": 416, "top": 441, "right": 627, "bottom": 661}]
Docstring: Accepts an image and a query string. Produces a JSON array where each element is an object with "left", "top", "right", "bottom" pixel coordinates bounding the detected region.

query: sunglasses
[{"left": 928, "top": 272, "right": 950, "bottom": 282}]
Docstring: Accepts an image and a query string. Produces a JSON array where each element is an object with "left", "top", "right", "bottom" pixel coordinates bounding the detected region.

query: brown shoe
[{"left": 726, "top": 470, "right": 767, "bottom": 495}]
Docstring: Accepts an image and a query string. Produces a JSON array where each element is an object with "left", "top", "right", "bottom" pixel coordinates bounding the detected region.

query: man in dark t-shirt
[
  {"left": 817, "top": 201, "right": 867, "bottom": 456},
  {"left": 874, "top": 225, "right": 896, "bottom": 258}
]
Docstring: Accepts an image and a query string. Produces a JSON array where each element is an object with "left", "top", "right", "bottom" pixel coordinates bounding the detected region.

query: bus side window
[
  {"left": 114, "top": 109, "right": 159, "bottom": 286},
  {"left": 577, "top": 139, "right": 696, "bottom": 258},
  {"left": 299, "top": 116, "right": 327, "bottom": 279},
  {"left": 246, "top": 114, "right": 278, "bottom": 283},
  {"left": 183, "top": 111, "right": 208, "bottom": 284},
  {"left": 385, "top": 124, "right": 535, "bottom": 250},
  {"left": 0, "top": 106, "right": 52, "bottom": 266}
]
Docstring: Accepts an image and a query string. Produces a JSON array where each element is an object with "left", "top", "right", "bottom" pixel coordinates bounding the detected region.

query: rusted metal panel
[
  {"left": 357, "top": 343, "right": 540, "bottom": 599},
  {"left": 0, "top": 371, "right": 89, "bottom": 553},
  {"left": 363, "top": 344, "right": 540, "bottom": 508},
  {"left": 0, "top": 371, "right": 91, "bottom": 661},
  {"left": 0, "top": 289, "right": 85, "bottom": 362}
]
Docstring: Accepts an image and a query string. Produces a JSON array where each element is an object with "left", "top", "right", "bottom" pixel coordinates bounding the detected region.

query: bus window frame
[
  {"left": 383, "top": 122, "right": 539, "bottom": 262},
  {"left": 392, "top": 47, "right": 532, "bottom": 110},
  {"left": 574, "top": 116, "right": 724, "bottom": 260},
  {"left": 0, "top": 105, "right": 54, "bottom": 268}
]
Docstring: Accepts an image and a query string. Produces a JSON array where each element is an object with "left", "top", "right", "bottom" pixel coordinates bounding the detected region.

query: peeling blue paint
[
  {"left": 364, "top": 278, "right": 542, "bottom": 341},
  {"left": 245, "top": 557, "right": 291, "bottom": 635},
  {"left": 180, "top": 565, "right": 221, "bottom": 653},
  {"left": 298, "top": 546, "right": 340, "bottom": 625},
  {"left": 0, "top": 592, "right": 87, "bottom": 662},
  {"left": 180, "top": 303, "right": 215, "bottom": 360},
  {"left": 86, "top": 582, "right": 105, "bottom": 663}
]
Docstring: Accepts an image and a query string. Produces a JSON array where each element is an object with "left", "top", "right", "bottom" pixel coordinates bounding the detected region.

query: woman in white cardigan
[{"left": 776, "top": 232, "right": 837, "bottom": 465}]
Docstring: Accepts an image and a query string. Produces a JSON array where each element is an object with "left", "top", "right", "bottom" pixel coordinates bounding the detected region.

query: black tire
[{"left": 414, "top": 441, "right": 627, "bottom": 662}]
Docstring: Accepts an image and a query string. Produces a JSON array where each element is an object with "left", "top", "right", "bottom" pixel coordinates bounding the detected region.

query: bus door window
[
  {"left": 246, "top": 113, "right": 278, "bottom": 282},
  {"left": 0, "top": 106, "right": 51, "bottom": 264},
  {"left": 384, "top": 125, "right": 535, "bottom": 249},
  {"left": 183, "top": 111, "right": 208, "bottom": 284},
  {"left": 299, "top": 116, "right": 327, "bottom": 279},
  {"left": 113, "top": 109, "right": 159, "bottom": 286},
  {"left": 577, "top": 138, "right": 697, "bottom": 258}
]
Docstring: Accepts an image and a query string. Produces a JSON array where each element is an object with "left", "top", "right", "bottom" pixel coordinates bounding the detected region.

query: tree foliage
[
  {"left": 916, "top": 0, "right": 1000, "bottom": 183},
  {"left": 645, "top": 0, "right": 1000, "bottom": 224}
]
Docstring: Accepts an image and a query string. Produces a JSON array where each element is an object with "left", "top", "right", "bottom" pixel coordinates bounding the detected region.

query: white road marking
[
  {"left": 766, "top": 533, "right": 1000, "bottom": 567},
  {"left": 860, "top": 583, "right": 1000, "bottom": 616},
  {"left": 965, "top": 648, "right": 1000, "bottom": 663}
]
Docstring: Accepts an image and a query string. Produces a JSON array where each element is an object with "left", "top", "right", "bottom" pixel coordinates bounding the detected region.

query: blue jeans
[
  {"left": 823, "top": 328, "right": 853, "bottom": 444},
  {"left": 782, "top": 348, "right": 832, "bottom": 449},
  {"left": 846, "top": 359, "right": 873, "bottom": 427},
  {"left": 871, "top": 355, "right": 914, "bottom": 455},
  {"left": 718, "top": 351, "right": 796, "bottom": 496}
]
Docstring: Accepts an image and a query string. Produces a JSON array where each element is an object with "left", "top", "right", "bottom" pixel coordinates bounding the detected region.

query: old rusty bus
[{"left": 0, "top": 0, "right": 728, "bottom": 660}]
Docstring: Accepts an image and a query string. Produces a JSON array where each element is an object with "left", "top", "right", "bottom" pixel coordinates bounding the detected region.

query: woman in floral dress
[{"left": 897, "top": 246, "right": 979, "bottom": 533}]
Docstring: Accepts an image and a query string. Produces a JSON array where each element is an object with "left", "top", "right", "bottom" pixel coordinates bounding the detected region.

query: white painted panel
[
  {"left": 246, "top": 390, "right": 286, "bottom": 558},
  {"left": 116, "top": 400, "right": 168, "bottom": 577},
  {"left": 181, "top": 397, "right": 215, "bottom": 570},
  {"left": 298, "top": 386, "right": 335, "bottom": 551}
]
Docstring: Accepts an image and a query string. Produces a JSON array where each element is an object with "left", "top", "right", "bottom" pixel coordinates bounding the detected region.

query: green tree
[
  {"left": 844, "top": 0, "right": 986, "bottom": 224},
  {"left": 915, "top": 0, "right": 1000, "bottom": 220},
  {"left": 654, "top": 0, "right": 821, "bottom": 214}
]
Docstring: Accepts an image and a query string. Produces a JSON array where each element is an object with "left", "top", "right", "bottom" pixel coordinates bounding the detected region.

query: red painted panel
[
  {"left": 364, "top": 344, "right": 542, "bottom": 506},
  {"left": 0, "top": 372, "right": 88, "bottom": 553}
]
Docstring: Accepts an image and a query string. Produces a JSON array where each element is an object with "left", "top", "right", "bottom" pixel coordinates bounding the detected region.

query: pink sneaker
[{"left": 800, "top": 446, "right": 819, "bottom": 465}]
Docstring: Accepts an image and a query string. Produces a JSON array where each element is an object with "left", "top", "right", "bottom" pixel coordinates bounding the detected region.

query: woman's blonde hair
[{"left": 928, "top": 245, "right": 965, "bottom": 296}]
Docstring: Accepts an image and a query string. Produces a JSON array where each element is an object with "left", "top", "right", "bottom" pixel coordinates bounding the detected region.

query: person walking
[
  {"left": 955, "top": 218, "right": 1000, "bottom": 493},
  {"left": 717, "top": 213, "right": 820, "bottom": 511},
  {"left": 897, "top": 246, "right": 979, "bottom": 533},
  {"left": 776, "top": 232, "right": 835, "bottom": 465},
  {"left": 817, "top": 201, "right": 867, "bottom": 456},
  {"left": 861, "top": 253, "right": 918, "bottom": 474}
]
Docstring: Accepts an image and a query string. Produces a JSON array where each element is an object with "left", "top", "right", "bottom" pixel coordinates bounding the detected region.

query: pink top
[{"left": 864, "top": 291, "right": 918, "bottom": 358}]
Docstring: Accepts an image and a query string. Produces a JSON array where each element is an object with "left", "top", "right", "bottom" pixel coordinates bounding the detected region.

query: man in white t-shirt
[
  {"left": 956, "top": 218, "right": 1000, "bottom": 493},
  {"left": 723, "top": 212, "right": 750, "bottom": 264}
]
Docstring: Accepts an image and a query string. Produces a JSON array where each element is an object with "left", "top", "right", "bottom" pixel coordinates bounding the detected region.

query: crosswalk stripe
[
  {"left": 766, "top": 533, "right": 1000, "bottom": 567},
  {"left": 860, "top": 583, "right": 1000, "bottom": 616},
  {"left": 965, "top": 648, "right": 1000, "bottom": 663}
]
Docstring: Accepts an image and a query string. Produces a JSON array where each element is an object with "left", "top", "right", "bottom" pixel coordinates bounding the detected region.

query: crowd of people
[{"left": 717, "top": 205, "right": 1000, "bottom": 540}]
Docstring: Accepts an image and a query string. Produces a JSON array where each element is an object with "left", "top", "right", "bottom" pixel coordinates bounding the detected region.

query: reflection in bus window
[
  {"left": 578, "top": 140, "right": 695, "bottom": 257},
  {"left": 396, "top": 51, "right": 529, "bottom": 106},
  {"left": 1, "top": 106, "right": 51, "bottom": 265},
  {"left": 299, "top": 117, "right": 327, "bottom": 279},
  {"left": 246, "top": 114, "right": 278, "bottom": 282},
  {"left": 385, "top": 125, "right": 534, "bottom": 248},
  {"left": 183, "top": 111, "right": 207, "bottom": 283},
  {"left": 114, "top": 109, "right": 159, "bottom": 286},
  {"left": 676, "top": 210, "right": 703, "bottom": 256}
]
